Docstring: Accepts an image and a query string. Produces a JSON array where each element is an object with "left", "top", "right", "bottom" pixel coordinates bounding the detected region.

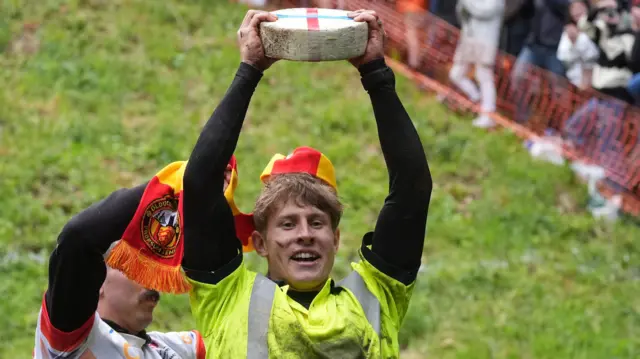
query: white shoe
[
  {"left": 570, "top": 161, "right": 606, "bottom": 183},
  {"left": 472, "top": 115, "right": 496, "bottom": 128},
  {"left": 525, "top": 139, "right": 565, "bottom": 166}
]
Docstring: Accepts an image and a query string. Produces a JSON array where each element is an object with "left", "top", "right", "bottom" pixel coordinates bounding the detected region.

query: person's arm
[
  {"left": 344, "top": 10, "right": 432, "bottom": 285},
  {"left": 577, "top": 33, "right": 601, "bottom": 64},
  {"left": 455, "top": 0, "right": 468, "bottom": 24},
  {"left": 181, "top": 10, "right": 277, "bottom": 282},
  {"left": 180, "top": 63, "right": 262, "bottom": 280},
  {"left": 359, "top": 58, "right": 433, "bottom": 285},
  {"left": 557, "top": 32, "right": 579, "bottom": 65},
  {"left": 578, "top": 12, "right": 604, "bottom": 43},
  {"left": 45, "top": 183, "right": 146, "bottom": 332},
  {"left": 580, "top": 67, "right": 594, "bottom": 90}
]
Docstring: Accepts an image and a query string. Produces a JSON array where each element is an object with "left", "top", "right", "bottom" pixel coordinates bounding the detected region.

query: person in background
[
  {"left": 557, "top": 0, "right": 600, "bottom": 89},
  {"left": 510, "top": 0, "right": 569, "bottom": 124},
  {"left": 512, "top": 0, "right": 570, "bottom": 78},
  {"left": 423, "top": 0, "right": 459, "bottom": 79},
  {"left": 397, "top": 0, "right": 429, "bottom": 69},
  {"left": 500, "top": 0, "right": 535, "bottom": 57},
  {"left": 562, "top": 0, "right": 640, "bottom": 176},
  {"left": 578, "top": 0, "right": 638, "bottom": 103},
  {"left": 449, "top": 0, "right": 506, "bottom": 128}
]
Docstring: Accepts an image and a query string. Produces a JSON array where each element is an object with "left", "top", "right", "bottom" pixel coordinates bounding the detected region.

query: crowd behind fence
[{"left": 253, "top": 0, "right": 640, "bottom": 217}]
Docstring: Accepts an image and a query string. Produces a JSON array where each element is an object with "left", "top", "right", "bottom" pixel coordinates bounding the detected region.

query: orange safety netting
[{"left": 257, "top": 0, "right": 640, "bottom": 216}]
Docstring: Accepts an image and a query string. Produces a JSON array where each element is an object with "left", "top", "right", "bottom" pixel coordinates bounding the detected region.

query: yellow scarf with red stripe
[{"left": 105, "top": 155, "right": 254, "bottom": 294}]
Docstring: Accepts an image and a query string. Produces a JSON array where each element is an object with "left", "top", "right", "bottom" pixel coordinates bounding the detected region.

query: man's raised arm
[
  {"left": 181, "top": 10, "right": 278, "bottom": 279},
  {"left": 349, "top": 11, "right": 433, "bottom": 285},
  {"left": 45, "top": 184, "right": 146, "bottom": 332}
]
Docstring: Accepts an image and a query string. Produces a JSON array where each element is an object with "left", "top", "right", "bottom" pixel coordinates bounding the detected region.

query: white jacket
[
  {"left": 578, "top": 14, "right": 637, "bottom": 90},
  {"left": 557, "top": 31, "right": 600, "bottom": 87},
  {"left": 456, "top": 0, "right": 506, "bottom": 47}
]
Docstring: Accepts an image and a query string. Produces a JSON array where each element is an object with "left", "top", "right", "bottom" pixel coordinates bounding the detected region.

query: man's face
[
  {"left": 100, "top": 268, "right": 160, "bottom": 333},
  {"left": 254, "top": 200, "right": 340, "bottom": 291}
]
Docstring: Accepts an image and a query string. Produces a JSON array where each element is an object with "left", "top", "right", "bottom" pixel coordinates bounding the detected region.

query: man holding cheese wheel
[{"left": 181, "top": 9, "right": 432, "bottom": 358}]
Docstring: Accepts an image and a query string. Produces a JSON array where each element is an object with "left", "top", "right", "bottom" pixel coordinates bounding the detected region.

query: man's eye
[
  {"left": 311, "top": 221, "right": 324, "bottom": 228},
  {"left": 281, "top": 222, "right": 294, "bottom": 229}
]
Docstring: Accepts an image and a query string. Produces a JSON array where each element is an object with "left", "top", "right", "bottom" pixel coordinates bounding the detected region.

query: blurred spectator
[
  {"left": 557, "top": 0, "right": 600, "bottom": 89},
  {"left": 397, "top": 0, "right": 428, "bottom": 69},
  {"left": 501, "top": 0, "right": 535, "bottom": 56},
  {"left": 578, "top": 0, "right": 638, "bottom": 103},
  {"left": 512, "top": 0, "right": 570, "bottom": 79},
  {"left": 562, "top": 0, "right": 639, "bottom": 173},
  {"left": 510, "top": 0, "right": 569, "bottom": 125},
  {"left": 449, "top": 0, "right": 506, "bottom": 128}
]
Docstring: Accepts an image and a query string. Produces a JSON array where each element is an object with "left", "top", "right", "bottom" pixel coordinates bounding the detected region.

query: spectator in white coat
[
  {"left": 449, "top": 0, "right": 506, "bottom": 128},
  {"left": 578, "top": 0, "right": 638, "bottom": 103},
  {"left": 557, "top": 0, "right": 600, "bottom": 89}
]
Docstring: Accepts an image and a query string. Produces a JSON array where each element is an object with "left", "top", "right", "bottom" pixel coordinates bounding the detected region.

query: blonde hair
[{"left": 253, "top": 173, "right": 343, "bottom": 233}]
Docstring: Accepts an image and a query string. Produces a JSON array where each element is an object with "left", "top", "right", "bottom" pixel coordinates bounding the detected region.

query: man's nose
[{"left": 296, "top": 222, "right": 314, "bottom": 242}]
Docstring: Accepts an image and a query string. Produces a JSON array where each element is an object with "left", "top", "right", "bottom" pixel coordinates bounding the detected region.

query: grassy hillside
[{"left": 1, "top": 0, "right": 639, "bottom": 357}]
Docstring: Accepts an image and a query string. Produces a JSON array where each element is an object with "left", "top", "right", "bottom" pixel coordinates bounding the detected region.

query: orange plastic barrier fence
[{"left": 259, "top": 0, "right": 640, "bottom": 216}]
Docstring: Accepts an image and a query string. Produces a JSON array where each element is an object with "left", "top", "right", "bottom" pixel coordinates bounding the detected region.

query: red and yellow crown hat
[{"left": 259, "top": 146, "right": 337, "bottom": 191}]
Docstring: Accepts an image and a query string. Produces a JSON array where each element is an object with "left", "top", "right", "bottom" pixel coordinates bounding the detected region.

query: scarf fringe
[{"left": 105, "top": 240, "right": 192, "bottom": 294}]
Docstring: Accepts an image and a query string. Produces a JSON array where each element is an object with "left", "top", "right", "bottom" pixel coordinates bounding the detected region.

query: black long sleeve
[
  {"left": 45, "top": 183, "right": 146, "bottom": 332},
  {"left": 181, "top": 62, "right": 263, "bottom": 277},
  {"left": 358, "top": 58, "right": 433, "bottom": 285}
]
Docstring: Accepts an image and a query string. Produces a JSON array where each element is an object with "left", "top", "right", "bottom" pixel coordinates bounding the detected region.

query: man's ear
[
  {"left": 252, "top": 230, "right": 268, "bottom": 258},
  {"left": 334, "top": 228, "right": 341, "bottom": 252}
]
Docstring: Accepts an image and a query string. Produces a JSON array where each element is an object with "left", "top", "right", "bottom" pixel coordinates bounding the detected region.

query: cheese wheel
[{"left": 259, "top": 8, "right": 368, "bottom": 62}]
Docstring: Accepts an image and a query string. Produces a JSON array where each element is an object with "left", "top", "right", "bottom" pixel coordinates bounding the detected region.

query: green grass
[{"left": 1, "top": 0, "right": 639, "bottom": 357}]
